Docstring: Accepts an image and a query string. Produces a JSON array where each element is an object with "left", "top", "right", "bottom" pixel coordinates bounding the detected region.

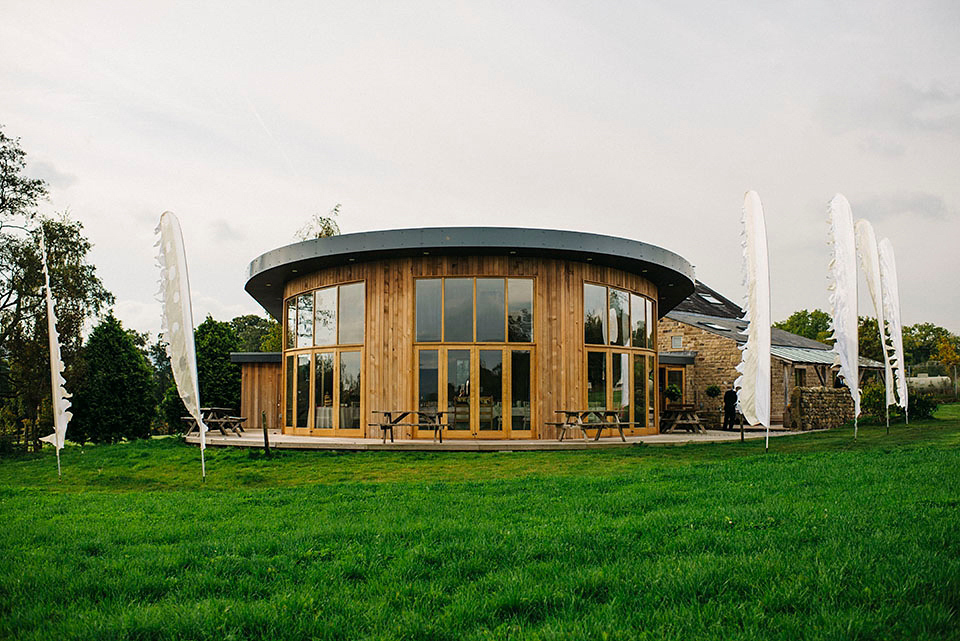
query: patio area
[{"left": 184, "top": 425, "right": 796, "bottom": 451}]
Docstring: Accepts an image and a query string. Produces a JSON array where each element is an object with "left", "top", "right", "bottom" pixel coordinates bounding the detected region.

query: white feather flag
[
  {"left": 38, "top": 230, "right": 71, "bottom": 477},
  {"left": 735, "top": 191, "right": 771, "bottom": 430},
  {"left": 855, "top": 219, "right": 895, "bottom": 408},
  {"left": 878, "top": 238, "right": 908, "bottom": 413},
  {"left": 155, "top": 211, "right": 208, "bottom": 477},
  {"left": 827, "top": 194, "right": 860, "bottom": 421}
]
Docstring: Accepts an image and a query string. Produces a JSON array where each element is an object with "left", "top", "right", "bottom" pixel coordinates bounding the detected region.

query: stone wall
[{"left": 785, "top": 386, "right": 854, "bottom": 431}]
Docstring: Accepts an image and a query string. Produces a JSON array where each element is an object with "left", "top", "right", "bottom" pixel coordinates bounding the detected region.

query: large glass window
[
  {"left": 296, "top": 354, "right": 310, "bottom": 427},
  {"left": 283, "top": 281, "right": 366, "bottom": 433},
  {"left": 338, "top": 283, "right": 365, "bottom": 344},
  {"left": 634, "top": 354, "right": 647, "bottom": 428},
  {"left": 285, "top": 355, "right": 294, "bottom": 427},
  {"left": 314, "top": 288, "right": 337, "bottom": 346},
  {"left": 587, "top": 352, "right": 606, "bottom": 411},
  {"left": 447, "top": 350, "right": 471, "bottom": 430},
  {"left": 584, "top": 283, "right": 655, "bottom": 428},
  {"left": 479, "top": 350, "right": 503, "bottom": 431},
  {"left": 476, "top": 279, "right": 506, "bottom": 342},
  {"left": 415, "top": 277, "right": 534, "bottom": 344},
  {"left": 416, "top": 279, "right": 442, "bottom": 342},
  {"left": 507, "top": 279, "right": 533, "bottom": 342},
  {"left": 646, "top": 299, "right": 655, "bottom": 349},
  {"left": 613, "top": 352, "right": 630, "bottom": 421},
  {"left": 285, "top": 300, "right": 297, "bottom": 349},
  {"left": 418, "top": 350, "right": 439, "bottom": 413},
  {"left": 610, "top": 290, "right": 629, "bottom": 347},
  {"left": 444, "top": 279, "right": 474, "bottom": 342},
  {"left": 511, "top": 350, "right": 531, "bottom": 430},
  {"left": 631, "top": 293, "right": 646, "bottom": 347},
  {"left": 584, "top": 284, "right": 607, "bottom": 344},
  {"left": 339, "top": 351, "right": 362, "bottom": 429},
  {"left": 314, "top": 353, "right": 334, "bottom": 428}
]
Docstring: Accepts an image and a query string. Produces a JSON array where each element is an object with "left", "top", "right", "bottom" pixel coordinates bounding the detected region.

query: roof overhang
[
  {"left": 245, "top": 227, "right": 695, "bottom": 320},
  {"left": 230, "top": 352, "right": 282, "bottom": 364}
]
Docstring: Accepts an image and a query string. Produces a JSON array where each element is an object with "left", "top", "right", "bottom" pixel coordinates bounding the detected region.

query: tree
[
  {"left": 858, "top": 316, "right": 885, "bottom": 363},
  {"left": 0, "top": 215, "right": 113, "bottom": 446},
  {"left": 0, "top": 125, "right": 47, "bottom": 223},
  {"left": 773, "top": 309, "right": 833, "bottom": 344},
  {"left": 159, "top": 316, "right": 242, "bottom": 430},
  {"left": 295, "top": 203, "right": 341, "bottom": 240},
  {"left": 230, "top": 314, "right": 278, "bottom": 352},
  {"left": 70, "top": 314, "right": 155, "bottom": 444},
  {"left": 903, "top": 323, "right": 955, "bottom": 367},
  {"left": 259, "top": 323, "right": 282, "bottom": 352}
]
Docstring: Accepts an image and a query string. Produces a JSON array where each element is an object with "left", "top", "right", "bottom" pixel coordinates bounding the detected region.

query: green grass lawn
[{"left": 2, "top": 406, "right": 959, "bottom": 640}]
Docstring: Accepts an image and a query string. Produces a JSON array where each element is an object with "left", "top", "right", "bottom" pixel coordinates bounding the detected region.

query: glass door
[{"left": 416, "top": 346, "right": 527, "bottom": 439}]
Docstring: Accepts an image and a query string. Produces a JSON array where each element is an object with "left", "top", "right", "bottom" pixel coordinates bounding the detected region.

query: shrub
[
  {"left": 665, "top": 384, "right": 682, "bottom": 403},
  {"left": 705, "top": 385, "right": 722, "bottom": 399},
  {"left": 860, "top": 380, "right": 938, "bottom": 423}
]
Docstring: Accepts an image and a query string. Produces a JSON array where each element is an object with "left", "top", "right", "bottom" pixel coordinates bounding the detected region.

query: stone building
[{"left": 657, "top": 281, "right": 881, "bottom": 425}]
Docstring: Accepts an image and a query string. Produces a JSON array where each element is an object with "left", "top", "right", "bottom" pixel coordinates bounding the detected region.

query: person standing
[{"left": 722, "top": 388, "right": 738, "bottom": 430}]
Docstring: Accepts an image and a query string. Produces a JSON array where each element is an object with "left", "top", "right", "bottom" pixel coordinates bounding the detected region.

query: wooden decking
[{"left": 184, "top": 426, "right": 794, "bottom": 452}]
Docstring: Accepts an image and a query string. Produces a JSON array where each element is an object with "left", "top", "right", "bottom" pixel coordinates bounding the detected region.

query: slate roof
[
  {"left": 665, "top": 310, "right": 833, "bottom": 350},
  {"left": 670, "top": 280, "right": 744, "bottom": 319}
]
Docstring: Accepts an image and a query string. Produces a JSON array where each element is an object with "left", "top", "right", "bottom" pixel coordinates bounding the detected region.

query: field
[{"left": 2, "top": 406, "right": 959, "bottom": 640}]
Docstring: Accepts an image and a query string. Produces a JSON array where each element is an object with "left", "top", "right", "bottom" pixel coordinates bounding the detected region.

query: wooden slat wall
[
  {"left": 283, "top": 256, "right": 658, "bottom": 439},
  {"left": 239, "top": 362, "right": 282, "bottom": 428}
]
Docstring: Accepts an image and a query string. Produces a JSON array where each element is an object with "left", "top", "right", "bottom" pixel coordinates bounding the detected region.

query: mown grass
[{"left": 1, "top": 406, "right": 958, "bottom": 640}]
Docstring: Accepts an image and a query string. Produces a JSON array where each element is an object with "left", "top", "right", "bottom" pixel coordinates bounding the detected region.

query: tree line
[
  {"left": 0, "top": 125, "right": 278, "bottom": 450},
  {"left": 773, "top": 309, "right": 960, "bottom": 375}
]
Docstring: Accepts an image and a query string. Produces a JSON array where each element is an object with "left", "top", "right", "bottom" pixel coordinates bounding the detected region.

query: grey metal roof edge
[
  {"left": 658, "top": 351, "right": 697, "bottom": 365},
  {"left": 230, "top": 352, "right": 282, "bottom": 364},
  {"left": 245, "top": 227, "right": 696, "bottom": 320}
]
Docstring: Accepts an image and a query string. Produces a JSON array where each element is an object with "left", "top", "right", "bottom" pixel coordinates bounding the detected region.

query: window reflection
[
  {"left": 338, "top": 283, "right": 365, "bottom": 344},
  {"left": 447, "top": 350, "right": 471, "bottom": 430},
  {"left": 634, "top": 354, "right": 646, "bottom": 427},
  {"left": 584, "top": 284, "right": 607, "bottom": 344},
  {"left": 418, "top": 350, "right": 439, "bottom": 414},
  {"left": 476, "top": 279, "right": 505, "bottom": 342},
  {"left": 646, "top": 299, "right": 655, "bottom": 349},
  {"left": 613, "top": 352, "right": 630, "bottom": 421},
  {"left": 296, "top": 354, "right": 310, "bottom": 427},
  {"left": 610, "top": 290, "right": 629, "bottom": 347},
  {"left": 444, "top": 279, "right": 474, "bottom": 342},
  {"left": 507, "top": 279, "right": 533, "bottom": 342},
  {"left": 587, "top": 352, "right": 606, "bottom": 411},
  {"left": 416, "top": 279, "right": 442, "bottom": 342},
  {"left": 297, "top": 294, "right": 313, "bottom": 348},
  {"left": 631, "top": 293, "right": 646, "bottom": 348},
  {"left": 314, "top": 352, "right": 334, "bottom": 428},
  {"left": 285, "top": 355, "right": 294, "bottom": 427},
  {"left": 511, "top": 351, "right": 531, "bottom": 430},
  {"left": 339, "top": 351, "right": 362, "bottom": 429},
  {"left": 479, "top": 350, "right": 503, "bottom": 431},
  {"left": 285, "top": 300, "right": 297, "bottom": 349},
  {"left": 314, "top": 288, "right": 337, "bottom": 346}
]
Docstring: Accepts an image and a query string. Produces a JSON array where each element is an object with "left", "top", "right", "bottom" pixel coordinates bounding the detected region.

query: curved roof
[{"left": 245, "top": 227, "right": 695, "bottom": 319}]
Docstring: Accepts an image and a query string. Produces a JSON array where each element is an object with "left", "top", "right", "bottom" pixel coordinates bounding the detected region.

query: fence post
[{"left": 261, "top": 410, "right": 271, "bottom": 458}]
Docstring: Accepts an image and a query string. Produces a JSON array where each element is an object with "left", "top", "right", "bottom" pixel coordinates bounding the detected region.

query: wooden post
[{"left": 261, "top": 410, "right": 271, "bottom": 457}]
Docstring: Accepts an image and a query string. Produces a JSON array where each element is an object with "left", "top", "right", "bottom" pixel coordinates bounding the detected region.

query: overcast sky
[{"left": 2, "top": 1, "right": 958, "bottom": 337}]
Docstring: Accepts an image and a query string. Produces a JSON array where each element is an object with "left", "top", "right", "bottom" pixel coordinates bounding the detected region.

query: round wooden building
[{"left": 244, "top": 228, "right": 694, "bottom": 441}]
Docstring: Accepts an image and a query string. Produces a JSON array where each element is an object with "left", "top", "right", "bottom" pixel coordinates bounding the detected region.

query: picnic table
[
  {"left": 183, "top": 407, "right": 247, "bottom": 437},
  {"left": 660, "top": 404, "right": 705, "bottom": 434},
  {"left": 369, "top": 410, "right": 448, "bottom": 443},
  {"left": 547, "top": 409, "right": 637, "bottom": 442}
]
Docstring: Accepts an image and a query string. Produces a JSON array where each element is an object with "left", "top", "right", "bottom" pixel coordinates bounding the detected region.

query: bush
[
  {"left": 705, "top": 385, "right": 722, "bottom": 399},
  {"left": 860, "top": 381, "right": 938, "bottom": 423},
  {"left": 665, "top": 384, "right": 682, "bottom": 403}
]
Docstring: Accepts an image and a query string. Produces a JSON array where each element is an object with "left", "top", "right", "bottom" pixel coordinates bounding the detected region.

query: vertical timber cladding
[{"left": 283, "top": 256, "right": 658, "bottom": 439}]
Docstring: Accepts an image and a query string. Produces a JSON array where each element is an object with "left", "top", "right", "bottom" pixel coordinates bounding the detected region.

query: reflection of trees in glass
[
  {"left": 508, "top": 308, "right": 533, "bottom": 342},
  {"left": 584, "top": 312, "right": 605, "bottom": 344}
]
